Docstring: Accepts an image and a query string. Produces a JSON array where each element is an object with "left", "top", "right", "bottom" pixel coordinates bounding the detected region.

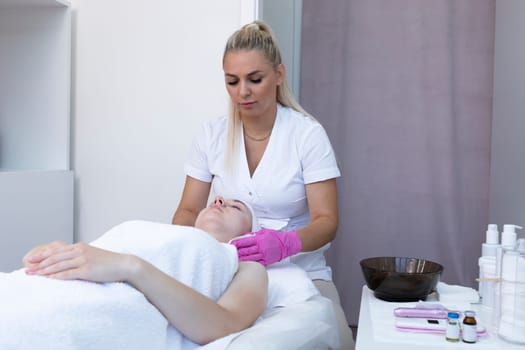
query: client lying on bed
[{"left": 0, "top": 196, "right": 267, "bottom": 349}]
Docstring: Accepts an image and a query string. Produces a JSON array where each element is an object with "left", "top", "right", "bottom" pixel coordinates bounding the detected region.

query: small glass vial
[
  {"left": 462, "top": 310, "right": 478, "bottom": 343},
  {"left": 446, "top": 312, "right": 460, "bottom": 342}
]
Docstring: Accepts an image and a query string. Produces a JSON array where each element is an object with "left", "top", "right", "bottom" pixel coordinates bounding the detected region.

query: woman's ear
[{"left": 276, "top": 63, "right": 285, "bottom": 85}]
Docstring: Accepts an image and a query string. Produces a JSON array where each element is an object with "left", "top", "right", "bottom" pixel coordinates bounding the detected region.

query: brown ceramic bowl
[{"left": 360, "top": 257, "right": 443, "bottom": 302}]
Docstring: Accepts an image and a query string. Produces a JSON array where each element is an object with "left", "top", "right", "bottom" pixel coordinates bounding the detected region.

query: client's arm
[
  {"left": 24, "top": 243, "right": 268, "bottom": 345},
  {"left": 128, "top": 258, "right": 267, "bottom": 344}
]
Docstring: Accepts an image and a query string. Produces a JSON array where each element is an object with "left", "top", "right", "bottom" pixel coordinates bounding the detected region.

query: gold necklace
[{"left": 244, "top": 130, "right": 272, "bottom": 142}]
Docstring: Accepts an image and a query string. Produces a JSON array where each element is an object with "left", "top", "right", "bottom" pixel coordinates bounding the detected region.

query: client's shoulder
[{"left": 238, "top": 261, "right": 268, "bottom": 282}]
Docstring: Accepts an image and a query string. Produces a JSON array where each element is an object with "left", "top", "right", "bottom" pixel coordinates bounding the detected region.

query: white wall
[
  {"left": 71, "top": 0, "right": 253, "bottom": 241},
  {"left": 489, "top": 0, "right": 525, "bottom": 228}
]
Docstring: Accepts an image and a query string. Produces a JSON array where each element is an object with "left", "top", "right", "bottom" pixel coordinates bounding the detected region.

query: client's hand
[
  {"left": 23, "top": 241, "right": 67, "bottom": 269},
  {"left": 24, "top": 243, "right": 132, "bottom": 283},
  {"left": 230, "top": 229, "right": 302, "bottom": 266}
]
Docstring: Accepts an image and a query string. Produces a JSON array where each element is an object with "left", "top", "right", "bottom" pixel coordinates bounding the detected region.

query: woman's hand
[
  {"left": 231, "top": 229, "right": 302, "bottom": 266},
  {"left": 24, "top": 242, "right": 132, "bottom": 283}
]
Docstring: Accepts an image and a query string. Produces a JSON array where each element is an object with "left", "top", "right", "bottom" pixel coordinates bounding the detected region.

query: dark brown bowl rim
[{"left": 359, "top": 256, "right": 444, "bottom": 275}]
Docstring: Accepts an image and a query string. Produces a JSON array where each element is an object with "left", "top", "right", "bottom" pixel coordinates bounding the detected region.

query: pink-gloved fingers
[
  {"left": 230, "top": 236, "right": 258, "bottom": 248},
  {"left": 236, "top": 245, "right": 261, "bottom": 256},
  {"left": 239, "top": 253, "right": 264, "bottom": 262}
]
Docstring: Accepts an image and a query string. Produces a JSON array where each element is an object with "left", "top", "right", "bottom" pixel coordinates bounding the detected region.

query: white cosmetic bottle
[
  {"left": 498, "top": 225, "right": 525, "bottom": 344},
  {"left": 478, "top": 224, "right": 500, "bottom": 308}
]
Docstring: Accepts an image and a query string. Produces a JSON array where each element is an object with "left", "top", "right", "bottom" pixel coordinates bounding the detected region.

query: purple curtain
[{"left": 300, "top": 0, "right": 495, "bottom": 324}]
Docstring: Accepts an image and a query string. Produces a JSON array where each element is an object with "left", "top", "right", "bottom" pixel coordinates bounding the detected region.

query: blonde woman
[{"left": 172, "top": 21, "right": 354, "bottom": 349}]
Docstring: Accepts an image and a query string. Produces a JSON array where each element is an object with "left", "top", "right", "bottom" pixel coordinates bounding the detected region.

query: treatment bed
[{"left": 0, "top": 221, "right": 339, "bottom": 350}]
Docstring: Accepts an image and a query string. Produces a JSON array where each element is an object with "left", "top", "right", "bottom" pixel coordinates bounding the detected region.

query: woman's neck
[{"left": 241, "top": 104, "right": 277, "bottom": 140}]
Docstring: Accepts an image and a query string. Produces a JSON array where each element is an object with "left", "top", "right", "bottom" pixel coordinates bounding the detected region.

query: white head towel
[{"left": 237, "top": 199, "right": 260, "bottom": 232}]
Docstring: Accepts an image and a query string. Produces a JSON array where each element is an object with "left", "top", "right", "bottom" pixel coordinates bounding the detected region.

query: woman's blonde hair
[{"left": 223, "top": 21, "right": 311, "bottom": 170}]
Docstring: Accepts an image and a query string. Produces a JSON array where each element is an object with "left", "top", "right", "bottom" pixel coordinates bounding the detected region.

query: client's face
[{"left": 194, "top": 196, "right": 252, "bottom": 242}]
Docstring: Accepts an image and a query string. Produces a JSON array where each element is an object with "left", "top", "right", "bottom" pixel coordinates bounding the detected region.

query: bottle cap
[
  {"left": 482, "top": 224, "right": 500, "bottom": 256},
  {"left": 485, "top": 224, "right": 499, "bottom": 245},
  {"left": 501, "top": 225, "right": 523, "bottom": 249},
  {"left": 448, "top": 312, "right": 459, "bottom": 319}
]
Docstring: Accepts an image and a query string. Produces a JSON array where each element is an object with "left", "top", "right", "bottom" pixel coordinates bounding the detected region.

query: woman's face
[
  {"left": 223, "top": 49, "right": 284, "bottom": 120},
  {"left": 195, "top": 196, "right": 253, "bottom": 242}
]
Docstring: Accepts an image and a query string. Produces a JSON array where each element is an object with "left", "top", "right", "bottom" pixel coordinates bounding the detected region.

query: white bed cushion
[
  {"left": 266, "top": 261, "right": 320, "bottom": 308},
  {"left": 202, "top": 295, "right": 340, "bottom": 350}
]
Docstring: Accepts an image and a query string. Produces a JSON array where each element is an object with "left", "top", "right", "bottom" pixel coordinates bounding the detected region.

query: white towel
[
  {"left": 265, "top": 261, "right": 319, "bottom": 308},
  {"left": 436, "top": 281, "right": 480, "bottom": 304},
  {"left": 0, "top": 221, "right": 238, "bottom": 350}
]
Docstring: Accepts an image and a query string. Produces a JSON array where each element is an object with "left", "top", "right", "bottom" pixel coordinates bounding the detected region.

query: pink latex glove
[{"left": 231, "top": 228, "right": 302, "bottom": 266}]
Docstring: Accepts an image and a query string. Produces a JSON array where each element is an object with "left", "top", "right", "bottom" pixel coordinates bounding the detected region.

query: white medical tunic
[{"left": 184, "top": 104, "right": 341, "bottom": 280}]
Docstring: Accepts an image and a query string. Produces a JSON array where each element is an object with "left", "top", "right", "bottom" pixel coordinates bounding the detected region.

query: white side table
[{"left": 355, "top": 285, "right": 524, "bottom": 349}]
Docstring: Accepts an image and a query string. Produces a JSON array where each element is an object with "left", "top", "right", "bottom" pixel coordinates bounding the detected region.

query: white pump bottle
[
  {"left": 482, "top": 224, "right": 500, "bottom": 256},
  {"left": 478, "top": 224, "right": 500, "bottom": 308},
  {"left": 497, "top": 224, "right": 525, "bottom": 343}
]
